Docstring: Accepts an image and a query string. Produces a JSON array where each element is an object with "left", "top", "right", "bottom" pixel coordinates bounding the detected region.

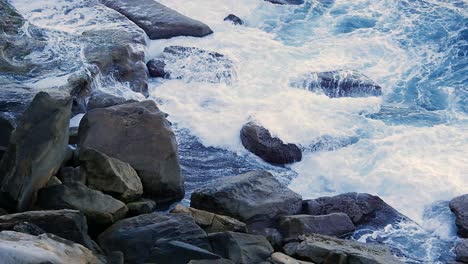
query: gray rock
[
  {"left": 265, "top": 0, "right": 304, "bottom": 5},
  {"left": 208, "top": 231, "right": 274, "bottom": 264},
  {"left": 283, "top": 233, "right": 402, "bottom": 264},
  {"left": 171, "top": 204, "right": 247, "bottom": 233},
  {"left": 126, "top": 199, "right": 157, "bottom": 217},
  {"left": 78, "top": 100, "right": 183, "bottom": 203},
  {"left": 302, "top": 192, "right": 409, "bottom": 229},
  {"left": 450, "top": 194, "right": 468, "bottom": 238},
  {"left": 0, "top": 92, "right": 71, "bottom": 212},
  {"left": 291, "top": 70, "right": 382, "bottom": 98},
  {"left": 80, "top": 148, "right": 143, "bottom": 202},
  {"left": 240, "top": 122, "right": 302, "bottom": 164},
  {"left": 148, "top": 240, "right": 221, "bottom": 264},
  {"left": 58, "top": 166, "right": 86, "bottom": 184},
  {"left": 87, "top": 91, "right": 136, "bottom": 110},
  {"left": 456, "top": 239, "right": 468, "bottom": 263},
  {"left": 37, "top": 183, "right": 128, "bottom": 229},
  {"left": 101, "top": 0, "right": 213, "bottom": 40},
  {"left": 0, "top": 231, "right": 104, "bottom": 264},
  {"left": 279, "top": 213, "right": 355, "bottom": 242},
  {"left": 147, "top": 46, "right": 235, "bottom": 84},
  {"left": 269, "top": 252, "right": 314, "bottom": 264},
  {"left": 0, "top": 209, "right": 98, "bottom": 251},
  {"left": 98, "top": 212, "right": 211, "bottom": 264},
  {"left": 224, "top": 14, "right": 244, "bottom": 25},
  {"left": 191, "top": 171, "right": 302, "bottom": 227}
]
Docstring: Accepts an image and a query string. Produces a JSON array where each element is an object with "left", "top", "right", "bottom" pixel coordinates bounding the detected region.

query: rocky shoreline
[{"left": 0, "top": 0, "right": 466, "bottom": 263}]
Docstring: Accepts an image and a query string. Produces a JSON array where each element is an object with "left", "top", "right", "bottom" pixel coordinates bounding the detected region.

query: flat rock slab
[
  {"left": 291, "top": 70, "right": 382, "bottom": 98},
  {"left": 101, "top": 0, "right": 213, "bottom": 39},
  {"left": 98, "top": 212, "right": 211, "bottom": 264},
  {"left": 284, "top": 233, "right": 402, "bottom": 264},
  {"left": 450, "top": 194, "right": 468, "bottom": 238},
  {"left": 191, "top": 171, "right": 302, "bottom": 226}
]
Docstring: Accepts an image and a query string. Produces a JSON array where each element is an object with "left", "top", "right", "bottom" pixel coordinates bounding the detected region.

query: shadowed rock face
[
  {"left": 240, "top": 122, "right": 302, "bottom": 165},
  {"left": 450, "top": 194, "right": 468, "bottom": 238},
  {"left": 0, "top": 92, "right": 71, "bottom": 212},
  {"left": 101, "top": 0, "right": 213, "bottom": 40},
  {"left": 291, "top": 70, "right": 382, "bottom": 98}
]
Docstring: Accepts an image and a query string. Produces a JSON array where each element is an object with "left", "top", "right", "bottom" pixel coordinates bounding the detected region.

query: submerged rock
[
  {"left": 191, "top": 171, "right": 302, "bottom": 227},
  {"left": 208, "top": 231, "right": 274, "bottom": 264},
  {"left": 78, "top": 100, "right": 183, "bottom": 203},
  {"left": 37, "top": 183, "right": 128, "bottom": 229},
  {"left": 224, "top": 14, "right": 244, "bottom": 25},
  {"left": 171, "top": 204, "right": 247, "bottom": 233},
  {"left": 279, "top": 213, "right": 355, "bottom": 242},
  {"left": 450, "top": 194, "right": 468, "bottom": 238},
  {"left": 0, "top": 92, "right": 71, "bottom": 212},
  {"left": 80, "top": 148, "right": 143, "bottom": 202},
  {"left": 147, "top": 46, "right": 235, "bottom": 84},
  {"left": 283, "top": 233, "right": 402, "bottom": 264},
  {"left": 101, "top": 0, "right": 213, "bottom": 39},
  {"left": 0, "top": 231, "right": 104, "bottom": 264},
  {"left": 98, "top": 212, "right": 211, "bottom": 263},
  {"left": 302, "top": 192, "right": 409, "bottom": 229},
  {"left": 0, "top": 210, "right": 98, "bottom": 251},
  {"left": 291, "top": 70, "right": 382, "bottom": 98},
  {"left": 240, "top": 122, "right": 302, "bottom": 164}
]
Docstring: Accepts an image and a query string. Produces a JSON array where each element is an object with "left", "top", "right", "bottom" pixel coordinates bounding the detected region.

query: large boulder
[
  {"left": 37, "top": 183, "right": 128, "bottom": 229},
  {"left": 101, "top": 0, "right": 213, "bottom": 40},
  {"left": 283, "top": 233, "right": 402, "bottom": 264},
  {"left": 0, "top": 231, "right": 104, "bottom": 264},
  {"left": 148, "top": 240, "right": 221, "bottom": 264},
  {"left": 0, "top": 209, "right": 98, "bottom": 252},
  {"left": 147, "top": 46, "right": 235, "bottom": 84},
  {"left": 78, "top": 100, "right": 183, "bottom": 203},
  {"left": 279, "top": 213, "right": 355, "bottom": 242},
  {"left": 302, "top": 192, "right": 409, "bottom": 229},
  {"left": 208, "top": 231, "right": 274, "bottom": 264},
  {"left": 240, "top": 122, "right": 302, "bottom": 165},
  {"left": 171, "top": 204, "right": 247, "bottom": 233},
  {"left": 80, "top": 148, "right": 143, "bottom": 202},
  {"left": 98, "top": 212, "right": 211, "bottom": 263},
  {"left": 0, "top": 92, "right": 71, "bottom": 212},
  {"left": 456, "top": 239, "right": 468, "bottom": 263},
  {"left": 450, "top": 194, "right": 468, "bottom": 238},
  {"left": 191, "top": 171, "right": 302, "bottom": 227},
  {"left": 291, "top": 70, "right": 382, "bottom": 98}
]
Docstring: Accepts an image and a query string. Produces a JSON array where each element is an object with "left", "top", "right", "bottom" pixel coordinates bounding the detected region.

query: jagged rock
[
  {"left": 0, "top": 210, "right": 98, "bottom": 251},
  {"left": 37, "top": 183, "right": 128, "bottom": 229},
  {"left": 126, "top": 199, "right": 157, "bottom": 217},
  {"left": 0, "top": 92, "right": 71, "bottom": 212},
  {"left": 191, "top": 171, "right": 302, "bottom": 227},
  {"left": 291, "top": 70, "right": 382, "bottom": 98},
  {"left": 269, "top": 252, "right": 314, "bottom": 264},
  {"left": 78, "top": 100, "right": 183, "bottom": 203},
  {"left": 98, "top": 212, "right": 211, "bottom": 263},
  {"left": 0, "top": 231, "right": 104, "bottom": 264},
  {"left": 208, "top": 231, "right": 274, "bottom": 264},
  {"left": 279, "top": 213, "right": 355, "bottom": 242},
  {"left": 80, "top": 148, "right": 143, "bottom": 202},
  {"left": 58, "top": 167, "right": 86, "bottom": 184},
  {"left": 450, "top": 194, "right": 468, "bottom": 238},
  {"left": 147, "top": 46, "right": 235, "bottom": 84},
  {"left": 302, "top": 192, "right": 409, "bottom": 229},
  {"left": 87, "top": 91, "right": 136, "bottom": 110},
  {"left": 240, "top": 122, "right": 302, "bottom": 164},
  {"left": 171, "top": 204, "right": 247, "bottom": 233},
  {"left": 455, "top": 239, "right": 468, "bottom": 263},
  {"left": 148, "top": 240, "right": 222, "bottom": 264},
  {"left": 265, "top": 0, "right": 304, "bottom": 5},
  {"left": 283, "top": 233, "right": 402, "bottom": 264},
  {"left": 101, "top": 0, "right": 213, "bottom": 39},
  {"left": 224, "top": 14, "right": 243, "bottom": 25}
]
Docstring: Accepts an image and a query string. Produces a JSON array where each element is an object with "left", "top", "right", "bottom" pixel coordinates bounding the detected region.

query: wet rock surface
[{"left": 450, "top": 194, "right": 468, "bottom": 238}]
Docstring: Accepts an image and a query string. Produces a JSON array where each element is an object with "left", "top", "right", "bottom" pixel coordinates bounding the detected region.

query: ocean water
[{"left": 9, "top": 0, "right": 468, "bottom": 262}]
